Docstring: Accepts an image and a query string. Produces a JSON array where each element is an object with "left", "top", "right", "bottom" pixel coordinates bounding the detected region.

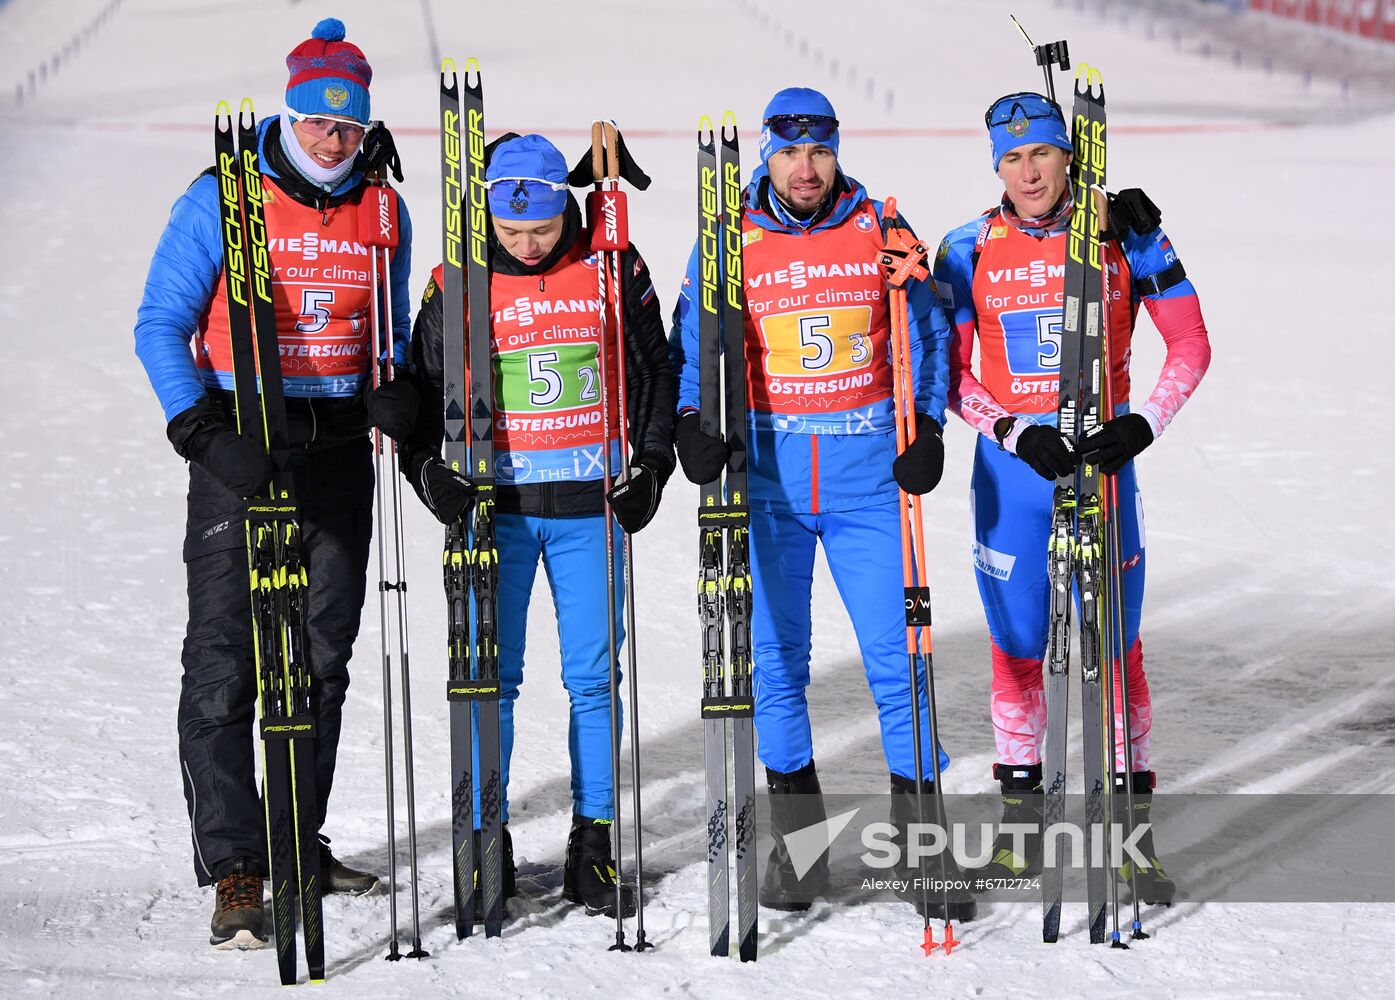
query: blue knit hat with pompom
[{"left": 285, "top": 18, "right": 372, "bottom": 124}]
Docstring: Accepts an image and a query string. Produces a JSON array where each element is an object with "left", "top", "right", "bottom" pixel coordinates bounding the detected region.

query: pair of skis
[
  {"left": 1027, "top": 47, "right": 1147, "bottom": 945},
  {"left": 439, "top": 59, "right": 506, "bottom": 941},
  {"left": 213, "top": 100, "right": 324, "bottom": 986},
  {"left": 695, "top": 115, "right": 758, "bottom": 963}
]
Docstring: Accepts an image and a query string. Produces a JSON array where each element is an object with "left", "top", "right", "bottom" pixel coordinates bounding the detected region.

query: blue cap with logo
[
  {"left": 485, "top": 134, "right": 570, "bottom": 221},
  {"left": 759, "top": 86, "right": 840, "bottom": 161},
  {"left": 985, "top": 92, "right": 1072, "bottom": 170}
]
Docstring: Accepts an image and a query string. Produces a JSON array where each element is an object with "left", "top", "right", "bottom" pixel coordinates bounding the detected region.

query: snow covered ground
[{"left": 2, "top": 0, "right": 1393, "bottom": 996}]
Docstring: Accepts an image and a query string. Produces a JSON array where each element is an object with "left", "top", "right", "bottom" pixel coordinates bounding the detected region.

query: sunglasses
[
  {"left": 287, "top": 110, "right": 372, "bottom": 144},
  {"left": 983, "top": 92, "right": 1063, "bottom": 129},
  {"left": 764, "top": 114, "right": 839, "bottom": 143},
  {"left": 480, "top": 176, "right": 570, "bottom": 193}
]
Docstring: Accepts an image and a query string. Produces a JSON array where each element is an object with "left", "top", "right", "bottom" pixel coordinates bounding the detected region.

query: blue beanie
[
  {"left": 985, "top": 92, "right": 1071, "bottom": 170},
  {"left": 759, "top": 87, "right": 840, "bottom": 161},
  {"left": 285, "top": 18, "right": 372, "bottom": 124},
  {"left": 485, "top": 134, "right": 569, "bottom": 221}
]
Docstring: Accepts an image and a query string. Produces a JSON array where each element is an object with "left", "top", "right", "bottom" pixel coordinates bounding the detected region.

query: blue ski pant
[
  {"left": 750, "top": 502, "right": 950, "bottom": 781},
  {"left": 478, "top": 512, "right": 624, "bottom": 823},
  {"left": 970, "top": 435, "right": 1152, "bottom": 768}
]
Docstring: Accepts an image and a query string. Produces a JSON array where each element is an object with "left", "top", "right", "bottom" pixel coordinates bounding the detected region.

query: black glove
[
  {"left": 1015, "top": 423, "right": 1080, "bottom": 481},
  {"left": 363, "top": 372, "right": 419, "bottom": 441},
  {"left": 606, "top": 459, "right": 666, "bottom": 534},
  {"left": 892, "top": 414, "right": 944, "bottom": 495},
  {"left": 675, "top": 411, "right": 729, "bottom": 485},
  {"left": 166, "top": 397, "right": 272, "bottom": 497},
  {"left": 1079, "top": 413, "right": 1153, "bottom": 475},
  {"left": 357, "top": 123, "right": 403, "bottom": 182},
  {"left": 1102, "top": 188, "right": 1162, "bottom": 242},
  {"left": 407, "top": 453, "right": 477, "bottom": 525}
]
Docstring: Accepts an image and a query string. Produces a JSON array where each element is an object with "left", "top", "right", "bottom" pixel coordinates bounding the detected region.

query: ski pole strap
[
  {"left": 878, "top": 196, "right": 930, "bottom": 288},
  {"left": 1131, "top": 260, "right": 1186, "bottom": 298},
  {"left": 567, "top": 123, "right": 652, "bottom": 190},
  {"left": 879, "top": 230, "right": 930, "bottom": 288}
]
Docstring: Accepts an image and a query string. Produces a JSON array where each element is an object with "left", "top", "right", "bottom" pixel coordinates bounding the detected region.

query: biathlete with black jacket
[
  {"left": 933, "top": 92, "right": 1212, "bottom": 903},
  {"left": 402, "top": 133, "right": 675, "bottom": 919},
  {"left": 133, "top": 19, "right": 418, "bottom": 950},
  {"left": 670, "top": 87, "right": 975, "bottom": 922}
]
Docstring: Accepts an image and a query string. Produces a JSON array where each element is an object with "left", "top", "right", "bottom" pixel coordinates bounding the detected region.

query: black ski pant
[{"left": 176, "top": 438, "right": 373, "bottom": 886}]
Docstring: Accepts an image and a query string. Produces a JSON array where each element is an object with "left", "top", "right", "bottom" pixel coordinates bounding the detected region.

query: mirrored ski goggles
[
  {"left": 983, "top": 92, "right": 1064, "bottom": 129},
  {"left": 763, "top": 114, "right": 840, "bottom": 142},
  {"left": 286, "top": 109, "right": 372, "bottom": 144}
]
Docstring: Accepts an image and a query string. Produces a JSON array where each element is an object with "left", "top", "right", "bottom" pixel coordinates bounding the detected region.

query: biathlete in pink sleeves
[{"left": 932, "top": 91, "right": 1211, "bottom": 904}]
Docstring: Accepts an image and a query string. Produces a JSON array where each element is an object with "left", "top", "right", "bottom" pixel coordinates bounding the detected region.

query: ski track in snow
[{"left": 2, "top": 0, "right": 1393, "bottom": 996}]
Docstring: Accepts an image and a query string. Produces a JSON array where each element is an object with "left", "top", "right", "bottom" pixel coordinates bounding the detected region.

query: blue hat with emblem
[
  {"left": 485, "top": 134, "right": 569, "bottom": 221},
  {"left": 285, "top": 18, "right": 372, "bottom": 124},
  {"left": 759, "top": 86, "right": 840, "bottom": 161},
  {"left": 985, "top": 92, "right": 1071, "bottom": 170}
]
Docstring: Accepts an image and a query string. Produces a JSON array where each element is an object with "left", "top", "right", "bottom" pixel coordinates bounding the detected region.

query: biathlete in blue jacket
[
  {"left": 133, "top": 19, "right": 415, "bottom": 950},
  {"left": 934, "top": 92, "right": 1211, "bottom": 903},
  {"left": 670, "top": 87, "right": 974, "bottom": 921}
]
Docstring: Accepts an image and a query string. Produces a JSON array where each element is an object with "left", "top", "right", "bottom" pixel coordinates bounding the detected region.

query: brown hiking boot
[{"left": 209, "top": 863, "right": 268, "bottom": 950}]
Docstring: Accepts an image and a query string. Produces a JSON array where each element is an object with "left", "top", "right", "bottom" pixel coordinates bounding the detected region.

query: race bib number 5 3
[{"left": 758, "top": 305, "right": 873, "bottom": 377}]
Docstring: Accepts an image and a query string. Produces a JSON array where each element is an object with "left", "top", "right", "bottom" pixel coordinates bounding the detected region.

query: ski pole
[
  {"left": 596, "top": 120, "right": 654, "bottom": 952},
  {"left": 365, "top": 179, "right": 401, "bottom": 961},
  {"left": 589, "top": 120, "right": 632, "bottom": 953},
  {"left": 881, "top": 200, "right": 957, "bottom": 956},
  {"left": 1010, "top": 15, "right": 1070, "bottom": 107}
]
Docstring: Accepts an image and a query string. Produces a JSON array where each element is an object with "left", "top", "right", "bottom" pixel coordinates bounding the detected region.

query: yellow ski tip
[
  {"left": 698, "top": 114, "right": 713, "bottom": 133},
  {"left": 721, "top": 109, "right": 737, "bottom": 130},
  {"left": 441, "top": 56, "right": 456, "bottom": 75},
  {"left": 464, "top": 56, "right": 481, "bottom": 74},
  {"left": 239, "top": 96, "right": 254, "bottom": 116},
  {"left": 214, "top": 99, "right": 231, "bottom": 117}
]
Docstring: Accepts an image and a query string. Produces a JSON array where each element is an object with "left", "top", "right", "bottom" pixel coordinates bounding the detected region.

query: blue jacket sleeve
[
  {"left": 389, "top": 190, "right": 413, "bottom": 366},
  {"left": 1122, "top": 224, "right": 1197, "bottom": 302},
  {"left": 134, "top": 174, "right": 222, "bottom": 423},
  {"left": 667, "top": 238, "right": 704, "bottom": 415}
]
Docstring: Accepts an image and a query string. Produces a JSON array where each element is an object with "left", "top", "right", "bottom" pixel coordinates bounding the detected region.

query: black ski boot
[
  {"left": 563, "top": 815, "right": 635, "bottom": 917},
  {"left": 209, "top": 860, "right": 268, "bottom": 950},
  {"left": 319, "top": 836, "right": 380, "bottom": 896},
  {"left": 969, "top": 763, "right": 1043, "bottom": 887},
  {"left": 888, "top": 774, "right": 977, "bottom": 923},
  {"left": 759, "top": 759, "right": 830, "bottom": 911},
  {"left": 1115, "top": 770, "right": 1176, "bottom": 906},
  {"left": 473, "top": 823, "right": 518, "bottom": 921}
]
